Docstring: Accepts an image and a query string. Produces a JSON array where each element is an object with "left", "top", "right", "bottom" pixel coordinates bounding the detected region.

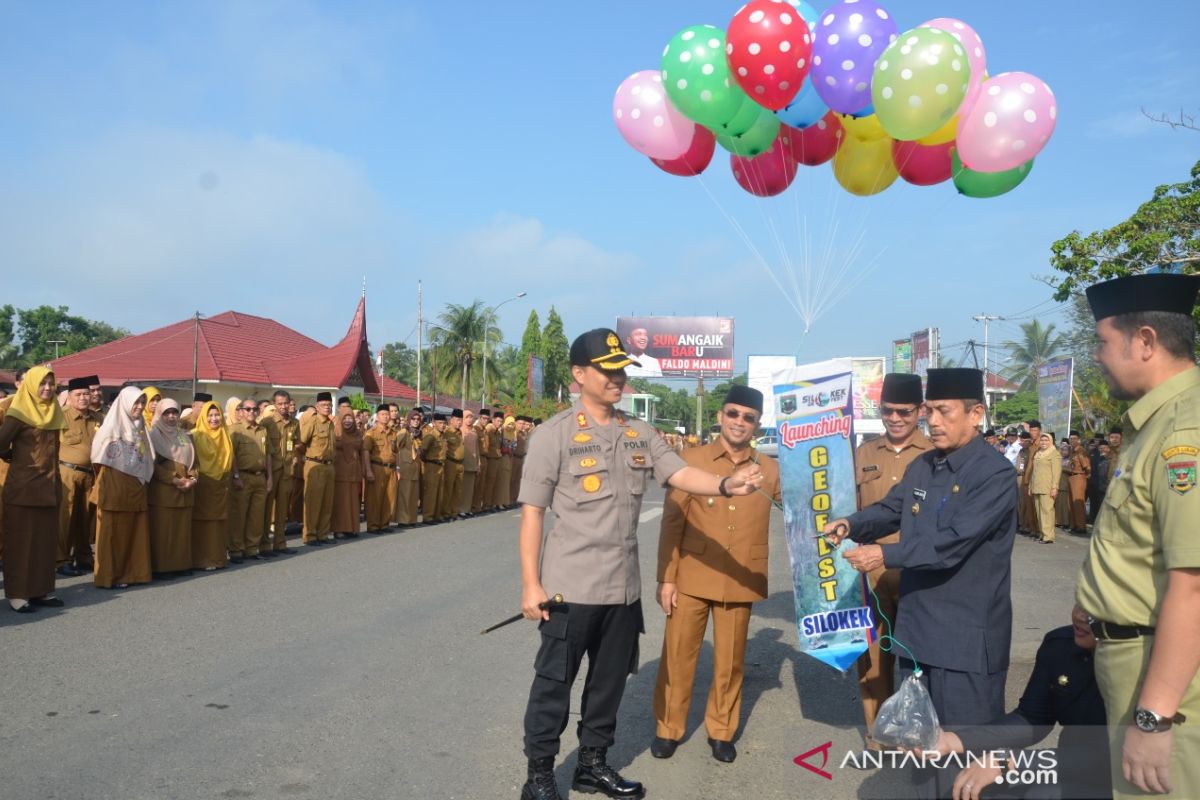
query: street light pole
[
  {"left": 481, "top": 291, "right": 527, "bottom": 407},
  {"left": 48, "top": 339, "right": 66, "bottom": 361}
]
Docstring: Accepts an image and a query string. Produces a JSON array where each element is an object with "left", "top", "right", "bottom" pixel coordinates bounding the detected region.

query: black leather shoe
[
  {"left": 31, "top": 596, "right": 65, "bottom": 607},
  {"left": 229, "top": 556, "right": 244, "bottom": 564},
  {"left": 572, "top": 747, "right": 645, "bottom": 798},
  {"left": 248, "top": 554, "right": 266, "bottom": 561},
  {"left": 57, "top": 565, "right": 82, "bottom": 577},
  {"left": 260, "top": 550, "right": 278, "bottom": 558},
  {"left": 520, "top": 756, "right": 562, "bottom": 800},
  {"left": 650, "top": 736, "right": 679, "bottom": 759},
  {"left": 708, "top": 738, "right": 737, "bottom": 763},
  {"left": 304, "top": 540, "right": 323, "bottom": 547},
  {"left": 278, "top": 548, "right": 297, "bottom": 555}
]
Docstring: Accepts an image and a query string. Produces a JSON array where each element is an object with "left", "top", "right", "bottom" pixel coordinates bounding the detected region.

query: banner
[
  {"left": 1037, "top": 357, "right": 1073, "bottom": 441},
  {"left": 851, "top": 358, "right": 885, "bottom": 421},
  {"left": 748, "top": 354, "right": 797, "bottom": 428},
  {"left": 528, "top": 355, "right": 544, "bottom": 404},
  {"left": 911, "top": 329, "right": 931, "bottom": 378},
  {"left": 892, "top": 339, "right": 912, "bottom": 373},
  {"left": 774, "top": 358, "right": 874, "bottom": 672},
  {"left": 616, "top": 316, "right": 735, "bottom": 378}
]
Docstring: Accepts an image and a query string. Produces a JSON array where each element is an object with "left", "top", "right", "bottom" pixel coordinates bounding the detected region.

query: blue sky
[{"left": 2, "top": 1, "right": 1197, "bottom": 381}]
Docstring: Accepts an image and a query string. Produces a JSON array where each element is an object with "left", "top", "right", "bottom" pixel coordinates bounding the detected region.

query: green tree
[
  {"left": 540, "top": 307, "right": 570, "bottom": 401},
  {"left": 379, "top": 341, "right": 418, "bottom": 386},
  {"left": 702, "top": 374, "right": 748, "bottom": 433},
  {"left": 1001, "top": 320, "right": 1064, "bottom": 391},
  {"left": 991, "top": 391, "right": 1039, "bottom": 427},
  {"left": 11, "top": 305, "right": 128, "bottom": 366},
  {"left": 1049, "top": 159, "right": 1200, "bottom": 299},
  {"left": 485, "top": 345, "right": 526, "bottom": 409},
  {"left": 429, "top": 300, "right": 499, "bottom": 405},
  {"left": 520, "top": 310, "right": 542, "bottom": 364}
]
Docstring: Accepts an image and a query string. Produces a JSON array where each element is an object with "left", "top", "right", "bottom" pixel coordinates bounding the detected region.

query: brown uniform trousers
[
  {"left": 300, "top": 413, "right": 336, "bottom": 542},
  {"left": 1065, "top": 452, "right": 1090, "bottom": 530},
  {"left": 653, "top": 442, "right": 782, "bottom": 742},
  {"left": 479, "top": 425, "right": 501, "bottom": 510},
  {"left": 58, "top": 466, "right": 95, "bottom": 568},
  {"left": 363, "top": 426, "right": 396, "bottom": 531},
  {"left": 1029, "top": 446, "right": 1061, "bottom": 543},
  {"left": 262, "top": 415, "right": 297, "bottom": 552},
  {"left": 420, "top": 428, "right": 445, "bottom": 522},
  {"left": 852, "top": 432, "right": 933, "bottom": 746},
  {"left": 394, "top": 429, "right": 419, "bottom": 525}
]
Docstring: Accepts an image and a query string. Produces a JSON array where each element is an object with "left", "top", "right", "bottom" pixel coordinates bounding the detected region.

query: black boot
[
  {"left": 572, "top": 747, "right": 645, "bottom": 798},
  {"left": 520, "top": 757, "right": 561, "bottom": 800}
]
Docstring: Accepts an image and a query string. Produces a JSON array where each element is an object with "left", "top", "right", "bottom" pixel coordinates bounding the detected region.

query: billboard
[
  {"left": 892, "top": 339, "right": 912, "bottom": 373},
  {"left": 528, "top": 355, "right": 544, "bottom": 404},
  {"left": 748, "top": 354, "right": 797, "bottom": 428},
  {"left": 1037, "top": 357, "right": 1074, "bottom": 441},
  {"left": 616, "top": 316, "right": 735, "bottom": 378},
  {"left": 851, "top": 357, "right": 885, "bottom": 421},
  {"left": 911, "top": 328, "right": 939, "bottom": 377}
]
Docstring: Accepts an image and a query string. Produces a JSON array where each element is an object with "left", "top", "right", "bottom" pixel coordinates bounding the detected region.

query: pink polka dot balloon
[
  {"left": 920, "top": 18, "right": 987, "bottom": 118},
  {"left": 957, "top": 72, "right": 1057, "bottom": 173},
  {"left": 726, "top": 0, "right": 814, "bottom": 111},
  {"left": 613, "top": 70, "right": 697, "bottom": 160}
]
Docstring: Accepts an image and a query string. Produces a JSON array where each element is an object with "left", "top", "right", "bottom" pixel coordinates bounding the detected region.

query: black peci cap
[
  {"left": 193, "top": 392, "right": 213, "bottom": 403},
  {"left": 880, "top": 373, "right": 923, "bottom": 405},
  {"left": 1019, "top": 431, "right": 1032, "bottom": 440},
  {"left": 451, "top": 409, "right": 464, "bottom": 418},
  {"left": 723, "top": 385, "right": 763, "bottom": 413},
  {"left": 316, "top": 392, "right": 333, "bottom": 403},
  {"left": 569, "top": 328, "right": 640, "bottom": 370},
  {"left": 66, "top": 377, "right": 91, "bottom": 391},
  {"left": 1086, "top": 273, "right": 1200, "bottom": 321},
  {"left": 925, "top": 368, "right": 984, "bottom": 401},
  {"left": 377, "top": 403, "right": 390, "bottom": 413},
  {"left": 433, "top": 412, "right": 447, "bottom": 421}
]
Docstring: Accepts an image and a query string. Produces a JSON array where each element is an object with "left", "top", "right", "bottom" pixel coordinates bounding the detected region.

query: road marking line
[{"left": 639, "top": 507, "right": 663, "bottom": 523}]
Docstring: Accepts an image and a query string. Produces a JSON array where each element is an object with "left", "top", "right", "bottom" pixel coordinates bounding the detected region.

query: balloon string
[{"left": 870, "top": 581, "right": 922, "bottom": 675}]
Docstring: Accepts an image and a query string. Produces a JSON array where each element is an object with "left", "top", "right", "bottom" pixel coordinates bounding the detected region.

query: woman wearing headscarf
[
  {"left": 1029, "top": 433, "right": 1063, "bottom": 545},
  {"left": 331, "top": 407, "right": 370, "bottom": 538},
  {"left": 190, "top": 400, "right": 232, "bottom": 571},
  {"left": 148, "top": 398, "right": 198, "bottom": 577},
  {"left": 91, "top": 386, "right": 154, "bottom": 589},
  {"left": 225, "top": 396, "right": 242, "bottom": 430},
  {"left": 0, "top": 365, "right": 65, "bottom": 612},
  {"left": 141, "top": 386, "right": 162, "bottom": 429}
]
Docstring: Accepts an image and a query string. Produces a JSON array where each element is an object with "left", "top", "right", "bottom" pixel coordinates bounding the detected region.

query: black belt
[
  {"left": 425, "top": 459, "right": 443, "bottom": 465},
  {"left": 1090, "top": 619, "right": 1156, "bottom": 640},
  {"left": 241, "top": 469, "right": 266, "bottom": 476},
  {"left": 370, "top": 460, "right": 397, "bottom": 467},
  {"left": 59, "top": 460, "right": 94, "bottom": 474},
  {"left": 446, "top": 457, "right": 463, "bottom": 463},
  {"left": 305, "top": 457, "right": 332, "bottom": 465}
]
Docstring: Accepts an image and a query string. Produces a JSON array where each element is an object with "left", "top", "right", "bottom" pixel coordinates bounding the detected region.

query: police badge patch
[{"left": 1166, "top": 460, "right": 1197, "bottom": 495}]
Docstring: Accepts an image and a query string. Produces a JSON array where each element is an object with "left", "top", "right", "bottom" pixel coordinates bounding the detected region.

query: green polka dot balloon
[
  {"left": 662, "top": 25, "right": 749, "bottom": 131},
  {"left": 871, "top": 27, "right": 969, "bottom": 142},
  {"left": 716, "top": 107, "right": 781, "bottom": 157}
]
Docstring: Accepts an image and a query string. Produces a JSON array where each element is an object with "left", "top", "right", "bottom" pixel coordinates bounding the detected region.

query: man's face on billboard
[{"left": 627, "top": 327, "right": 649, "bottom": 353}]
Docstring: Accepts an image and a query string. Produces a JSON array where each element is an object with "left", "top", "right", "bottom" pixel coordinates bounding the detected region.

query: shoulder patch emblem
[
  {"left": 1166, "top": 460, "right": 1197, "bottom": 495},
  {"left": 573, "top": 433, "right": 592, "bottom": 443},
  {"left": 576, "top": 412, "right": 588, "bottom": 429},
  {"left": 1162, "top": 445, "right": 1199, "bottom": 460},
  {"left": 625, "top": 429, "right": 639, "bottom": 439},
  {"left": 582, "top": 474, "right": 602, "bottom": 493},
  {"left": 579, "top": 457, "right": 597, "bottom": 468}
]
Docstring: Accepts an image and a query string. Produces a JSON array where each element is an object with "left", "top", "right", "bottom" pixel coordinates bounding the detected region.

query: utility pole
[
  {"left": 695, "top": 376, "right": 705, "bottom": 438},
  {"left": 972, "top": 313, "right": 1004, "bottom": 425},
  {"left": 48, "top": 339, "right": 66, "bottom": 360},
  {"left": 191, "top": 311, "right": 201, "bottom": 397},
  {"left": 416, "top": 281, "right": 423, "bottom": 412}
]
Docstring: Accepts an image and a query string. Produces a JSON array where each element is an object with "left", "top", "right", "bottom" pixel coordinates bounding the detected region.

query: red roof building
[{"left": 51, "top": 296, "right": 425, "bottom": 407}]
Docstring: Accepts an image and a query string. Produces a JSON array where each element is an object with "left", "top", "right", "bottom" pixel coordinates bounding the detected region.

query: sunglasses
[
  {"left": 881, "top": 406, "right": 918, "bottom": 419},
  {"left": 240, "top": 406, "right": 257, "bottom": 413},
  {"left": 723, "top": 408, "right": 759, "bottom": 424}
]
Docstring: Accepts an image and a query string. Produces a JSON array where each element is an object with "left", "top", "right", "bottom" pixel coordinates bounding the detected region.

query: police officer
[
  {"left": 1075, "top": 272, "right": 1200, "bottom": 799},
  {"left": 921, "top": 605, "right": 1109, "bottom": 800},
  {"left": 516, "top": 328, "right": 764, "bottom": 800},
  {"left": 823, "top": 368, "right": 1017, "bottom": 798}
]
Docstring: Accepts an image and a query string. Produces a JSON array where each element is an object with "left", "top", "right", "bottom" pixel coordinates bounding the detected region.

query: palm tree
[
  {"left": 428, "top": 301, "right": 501, "bottom": 407},
  {"left": 1001, "top": 320, "right": 1065, "bottom": 391}
]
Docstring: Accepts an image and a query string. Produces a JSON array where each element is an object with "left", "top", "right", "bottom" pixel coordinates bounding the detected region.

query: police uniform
[
  {"left": 953, "top": 626, "right": 1110, "bottom": 799},
  {"left": 850, "top": 373, "right": 932, "bottom": 747},
  {"left": 1075, "top": 273, "right": 1200, "bottom": 800},
  {"left": 300, "top": 395, "right": 336, "bottom": 544},
  {"left": 518, "top": 329, "right": 687, "bottom": 800},
  {"left": 845, "top": 370, "right": 1016, "bottom": 781}
]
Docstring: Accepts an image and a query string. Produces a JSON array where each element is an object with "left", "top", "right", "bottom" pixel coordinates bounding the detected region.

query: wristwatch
[
  {"left": 1134, "top": 707, "right": 1186, "bottom": 733},
  {"left": 718, "top": 476, "right": 732, "bottom": 497}
]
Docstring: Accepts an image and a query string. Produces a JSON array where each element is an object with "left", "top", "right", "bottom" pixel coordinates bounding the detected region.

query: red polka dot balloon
[
  {"left": 650, "top": 126, "right": 718, "bottom": 177},
  {"left": 788, "top": 111, "right": 843, "bottom": 166},
  {"left": 726, "top": 0, "right": 813, "bottom": 111}
]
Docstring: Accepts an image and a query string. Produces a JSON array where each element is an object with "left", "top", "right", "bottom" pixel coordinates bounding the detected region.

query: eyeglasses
[
  {"left": 240, "top": 406, "right": 257, "bottom": 413},
  {"left": 881, "top": 406, "right": 918, "bottom": 419},
  {"left": 723, "top": 409, "right": 759, "bottom": 424}
]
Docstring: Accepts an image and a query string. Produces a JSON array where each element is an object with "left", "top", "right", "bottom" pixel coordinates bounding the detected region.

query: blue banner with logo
[{"left": 774, "top": 358, "right": 874, "bottom": 672}]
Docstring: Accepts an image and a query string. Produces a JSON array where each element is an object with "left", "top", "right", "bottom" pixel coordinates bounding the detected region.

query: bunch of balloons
[{"left": 613, "top": 0, "right": 1056, "bottom": 199}]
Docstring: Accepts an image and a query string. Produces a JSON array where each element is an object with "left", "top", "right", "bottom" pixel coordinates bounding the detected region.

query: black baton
[{"left": 480, "top": 594, "right": 565, "bottom": 635}]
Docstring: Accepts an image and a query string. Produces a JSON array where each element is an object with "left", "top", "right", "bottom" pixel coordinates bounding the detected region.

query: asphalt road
[{"left": 0, "top": 485, "right": 1086, "bottom": 800}]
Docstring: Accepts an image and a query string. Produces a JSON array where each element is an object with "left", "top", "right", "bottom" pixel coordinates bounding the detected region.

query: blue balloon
[
  {"left": 850, "top": 102, "right": 875, "bottom": 118},
  {"left": 776, "top": 79, "right": 828, "bottom": 129},
  {"left": 785, "top": 0, "right": 821, "bottom": 27}
]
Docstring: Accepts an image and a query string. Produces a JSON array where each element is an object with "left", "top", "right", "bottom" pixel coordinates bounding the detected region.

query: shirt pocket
[
  {"left": 856, "top": 467, "right": 882, "bottom": 487},
  {"left": 681, "top": 534, "right": 707, "bottom": 554},
  {"left": 566, "top": 454, "right": 613, "bottom": 503},
  {"left": 624, "top": 452, "right": 653, "bottom": 496},
  {"left": 1095, "top": 476, "right": 1133, "bottom": 543}
]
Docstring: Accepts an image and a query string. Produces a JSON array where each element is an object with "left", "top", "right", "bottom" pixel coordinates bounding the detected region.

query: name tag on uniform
[
  {"left": 862, "top": 465, "right": 878, "bottom": 473},
  {"left": 913, "top": 488, "right": 927, "bottom": 500},
  {"left": 286, "top": 434, "right": 294, "bottom": 452}
]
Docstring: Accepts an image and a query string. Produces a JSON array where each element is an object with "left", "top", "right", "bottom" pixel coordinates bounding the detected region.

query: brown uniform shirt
[
  {"left": 483, "top": 423, "right": 501, "bottom": 458},
  {"left": 396, "top": 428, "right": 419, "bottom": 479},
  {"left": 518, "top": 403, "right": 687, "bottom": 605},
  {"left": 364, "top": 425, "right": 397, "bottom": 466},
  {"left": 230, "top": 421, "right": 269, "bottom": 473},
  {"left": 420, "top": 428, "right": 446, "bottom": 462},
  {"left": 300, "top": 412, "right": 336, "bottom": 461},
  {"left": 0, "top": 416, "right": 61, "bottom": 507},
  {"left": 854, "top": 431, "right": 933, "bottom": 547},
  {"left": 657, "top": 441, "right": 781, "bottom": 602},
  {"left": 59, "top": 407, "right": 100, "bottom": 466},
  {"left": 444, "top": 426, "right": 465, "bottom": 461}
]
